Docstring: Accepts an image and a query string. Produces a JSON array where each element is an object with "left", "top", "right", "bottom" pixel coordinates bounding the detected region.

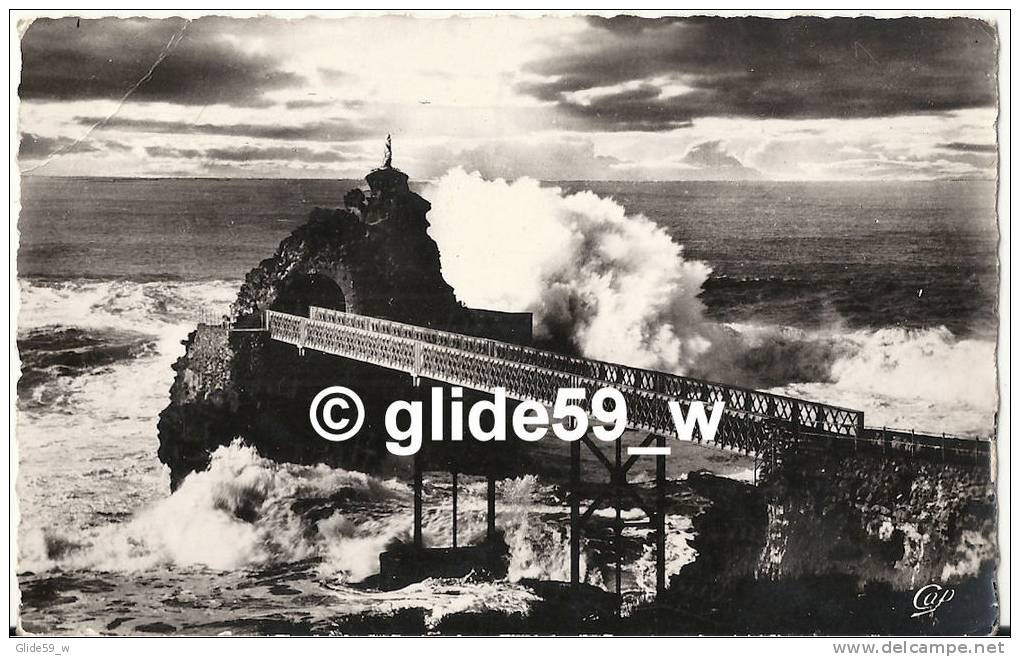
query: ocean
[{"left": 15, "top": 175, "right": 1000, "bottom": 634}]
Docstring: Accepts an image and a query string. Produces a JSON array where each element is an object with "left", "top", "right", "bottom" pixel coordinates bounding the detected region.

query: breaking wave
[
  {"left": 17, "top": 277, "right": 238, "bottom": 334},
  {"left": 16, "top": 278, "right": 238, "bottom": 406},
  {"left": 771, "top": 326, "right": 997, "bottom": 436},
  {"left": 20, "top": 441, "right": 411, "bottom": 575},
  {"left": 425, "top": 169, "right": 997, "bottom": 435},
  {"left": 426, "top": 168, "right": 718, "bottom": 371},
  {"left": 22, "top": 441, "right": 685, "bottom": 594}
]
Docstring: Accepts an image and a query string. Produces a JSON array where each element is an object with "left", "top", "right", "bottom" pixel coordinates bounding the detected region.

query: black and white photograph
[{"left": 9, "top": 9, "right": 1008, "bottom": 639}]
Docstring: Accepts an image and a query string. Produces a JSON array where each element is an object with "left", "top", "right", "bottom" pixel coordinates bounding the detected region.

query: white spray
[{"left": 425, "top": 169, "right": 997, "bottom": 435}]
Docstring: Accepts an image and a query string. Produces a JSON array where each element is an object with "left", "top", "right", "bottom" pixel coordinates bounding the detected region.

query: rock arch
[{"left": 268, "top": 272, "right": 348, "bottom": 317}]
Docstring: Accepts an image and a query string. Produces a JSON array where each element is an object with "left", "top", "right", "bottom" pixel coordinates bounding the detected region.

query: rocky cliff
[
  {"left": 157, "top": 166, "right": 475, "bottom": 489},
  {"left": 654, "top": 445, "right": 997, "bottom": 635}
]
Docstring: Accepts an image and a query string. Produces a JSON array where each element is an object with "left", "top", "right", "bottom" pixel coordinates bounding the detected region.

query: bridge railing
[
  {"left": 859, "top": 426, "right": 993, "bottom": 454},
  {"left": 305, "top": 306, "right": 863, "bottom": 438},
  {"left": 264, "top": 307, "right": 864, "bottom": 450}
]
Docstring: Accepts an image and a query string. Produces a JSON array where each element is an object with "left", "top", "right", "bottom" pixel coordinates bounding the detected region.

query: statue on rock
[
  {"left": 157, "top": 156, "right": 464, "bottom": 488},
  {"left": 157, "top": 150, "right": 531, "bottom": 489}
]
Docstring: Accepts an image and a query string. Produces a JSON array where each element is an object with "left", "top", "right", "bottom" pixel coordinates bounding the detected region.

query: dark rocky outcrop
[
  {"left": 647, "top": 444, "right": 998, "bottom": 635},
  {"left": 157, "top": 166, "right": 504, "bottom": 489}
]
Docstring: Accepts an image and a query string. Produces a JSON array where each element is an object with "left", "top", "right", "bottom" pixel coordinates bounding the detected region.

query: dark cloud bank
[
  {"left": 19, "top": 133, "right": 138, "bottom": 161},
  {"left": 521, "top": 16, "right": 998, "bottom": 131},
  {"left": 145, "top": 144, "right": 357, "bottom": 163},
  {"left": 19, "top": 16, "right": 302, "bottom": 106},
  {"left": 938, "top": 142, "right": 998, "bottom": 153},
  {"left": 73, "top": 115, "right": 372, "bottom": 142},
  {"left": 18, "top": 133, "right": 97, "bottom": 158}
]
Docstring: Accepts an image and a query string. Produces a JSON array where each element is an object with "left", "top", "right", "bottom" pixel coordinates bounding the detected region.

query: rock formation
[
  {"left": 157, "top": 162, "right": 522, "bottom": 489},
  {"left": 656, "top": 445, "right": 997, "bottom": 635}
]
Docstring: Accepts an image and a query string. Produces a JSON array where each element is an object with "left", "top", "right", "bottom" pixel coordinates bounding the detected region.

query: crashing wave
[{"left": 425, "top": 169, "right": 997, "bottom": 435}]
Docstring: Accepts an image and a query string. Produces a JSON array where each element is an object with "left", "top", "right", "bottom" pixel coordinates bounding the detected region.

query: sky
[{"left": 17, "top": 14, "right": 1000, "bottom": 181}]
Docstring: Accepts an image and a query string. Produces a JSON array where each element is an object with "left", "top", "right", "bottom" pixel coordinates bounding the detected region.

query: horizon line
[{"left": 16, "top": 173, "right": 997, "bottom": 184}]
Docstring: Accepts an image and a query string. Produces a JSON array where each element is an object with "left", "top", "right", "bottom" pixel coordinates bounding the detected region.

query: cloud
[
  {"left": 414, "top": 139, "right": 625, "bottom": 180},
  {"left": 413, "top": 137, "right": 767, "bottom": 181},
  {"left": 284, "top": 99, "right": 336, "bottom": 110},
  {"left": 520, "top": 16, "right": 998, "bottom": 130},
  {"left": 14, "top": 16, "right": 999, "bottom": 182},
  {"left": 144, "top": 146, "right": 203, "bottom": 159},
  {"left": 19, "top": 17, "right": 304, "bottom": 106},
  {"left": 675, "top": 140, "right": 760, "bottom": 179},
  {"left": 830, "top": 157, "right": 990, "bottom": 180},
  {"left": 745, "top": 121, "right": 999, "bottom": 180},
  {"left": 682, "top": 140, "right": 745, "bottom": 168},
  {"left": 204, "top": 145, "right": 356, "bottom": 163},
  {"left": 938, "top": 142, "right": 998, "bottom": 153},
  {"left": 102, "top": 139, "right": 134, "bottom": 152},
  {"left": 19, "top": 133, "right": 98, "bottom": 159},
  {"left": 75, "top": 116, "right": 371, "bottom": 142},
  {"left": 144, "top": 144, "right": 357, "bottom": 163},
  {"left": 283, "top": 98, "right": 365, "bottom": 110},
  {"left": 318, "top": 67, "right": 348, "bottom": 83}
]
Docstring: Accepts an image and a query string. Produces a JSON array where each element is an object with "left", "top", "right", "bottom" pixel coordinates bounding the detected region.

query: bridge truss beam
[{"left": 570, "top": 431, "right": 667, "bottom": 600}]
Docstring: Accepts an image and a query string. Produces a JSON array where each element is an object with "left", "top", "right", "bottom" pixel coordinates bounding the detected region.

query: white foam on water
[
  {"left": 16, "top": 278, "right": 241, "bottom": 544},
  {"left": 20, "top": 441, "right": 412, "bottom": 574},
  {"left": 425, "top": 169, "right": 997, "bottom": 436},
  {"left": 20, "top": 440, "right": 613, "bottom": 594},
  {"left": 769, "top": 326, "right": 997, "bottom": 436},
  {"left": 13, "top": 177, "right": 997, "bottom": 632}
]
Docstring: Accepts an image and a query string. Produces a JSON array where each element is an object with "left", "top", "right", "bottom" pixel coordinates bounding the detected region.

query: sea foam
[{"left": 425, "top": 169, "right": 997, "bottom": 436}]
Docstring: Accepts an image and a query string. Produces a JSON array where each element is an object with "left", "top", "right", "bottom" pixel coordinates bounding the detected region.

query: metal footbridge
[
  {"left": 265, "top": 306, "right": 865, "bottom": 454},
  {"left": 264, "top": 307, "right": 990, "bottom": 450},
  {"left": 260, "top": 305, "right": 990, "bottom": 598}
]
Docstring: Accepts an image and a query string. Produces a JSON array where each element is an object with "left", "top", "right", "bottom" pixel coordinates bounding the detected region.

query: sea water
[{"left": 15, "top": 176, "right": 998, "bottom": 633}]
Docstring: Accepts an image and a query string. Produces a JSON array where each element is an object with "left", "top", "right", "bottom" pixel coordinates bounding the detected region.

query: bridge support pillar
[
  {"left": 451, "top": 470, "right": 459, "bottom": 549},
  {"left": 569, "top": 434, "right": 581, "bottom": 588},
  {"left": 486, "top": 475, "right": 497, "bottom": 542},
  {"left": 614, "top": 435, "right": 623, "bottom": 598},
  {"left": 656, "top": 434, "right": 666, "bottom": 596},
  {"left": 569, "top": 431, "right": 670, "bottom": 599},
  {"left": 411, "top": 376, "right": 424, "bottom": 550},
  {"left": 413, "top": 452, "right": 423, "bottom": 549}
]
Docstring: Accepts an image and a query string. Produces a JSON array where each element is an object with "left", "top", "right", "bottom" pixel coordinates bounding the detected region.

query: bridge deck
[
  {"left": 264, "top": 307, "right": 873, "bottom": 456},
  {"left": 262, "top": 307, "right": 990, "bottom": 458}
]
